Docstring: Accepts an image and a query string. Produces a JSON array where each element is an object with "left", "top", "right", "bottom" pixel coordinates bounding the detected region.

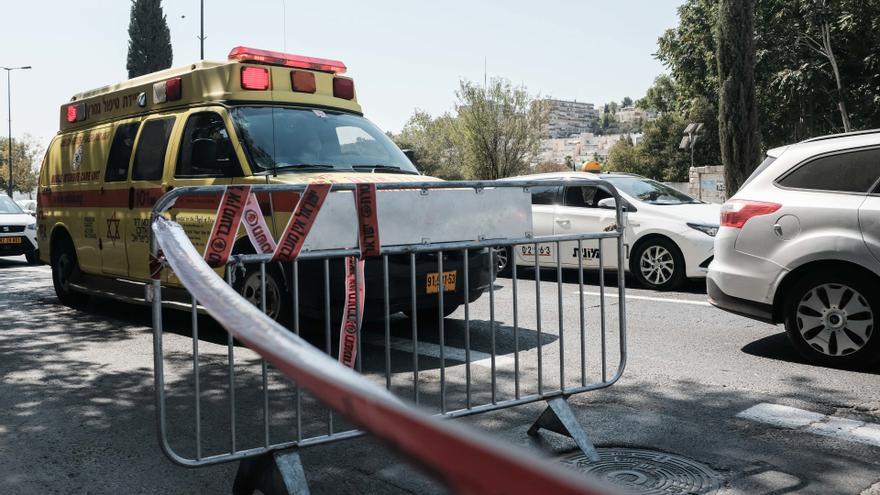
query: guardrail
[{"left": 150, "top": 179, "right": 627, "bottom": 494}]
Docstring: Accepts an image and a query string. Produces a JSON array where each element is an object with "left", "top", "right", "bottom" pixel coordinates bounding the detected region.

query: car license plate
[
  {"left": 426, "top": 271, "right": 456, "bottom": 294},
  {"left": 0, "top": 236, "right": 21, "bottom": 244}
]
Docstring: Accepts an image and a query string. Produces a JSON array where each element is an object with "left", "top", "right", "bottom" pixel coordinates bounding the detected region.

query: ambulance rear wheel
[
  {"left": 232, "top": 263, "right": 290, "bottom": 325},
  {"left": 51, "top": 235, "right": 89, "bottom": 307}
]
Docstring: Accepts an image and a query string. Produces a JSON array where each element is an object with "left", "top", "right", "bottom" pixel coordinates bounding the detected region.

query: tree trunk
[
  {"left": 822, "top": 23, "right": 852, "bottom": 132},
  {"left": 717, "top": 0, "right": 762, "bottom": 196}
]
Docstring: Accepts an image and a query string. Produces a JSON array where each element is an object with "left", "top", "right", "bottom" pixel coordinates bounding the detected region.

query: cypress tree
[
  {"left": 717, "top": 0, "right": 761, "bottom": 195},
  {"left": 126, "top": 0, "right": 173, "bottom": 79}
]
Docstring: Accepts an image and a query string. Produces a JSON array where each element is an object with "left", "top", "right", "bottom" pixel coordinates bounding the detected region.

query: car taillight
[
  {"left": 241, "top": 66, "right": 270, "bottom": 90},
  {"left": 720, "top": 200, "right": 782, "bottom": 228}
]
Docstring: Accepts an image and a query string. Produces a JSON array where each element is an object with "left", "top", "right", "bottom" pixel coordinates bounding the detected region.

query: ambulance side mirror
[{"left": 402, "top": 149, "right": 416, "bottom": 165}]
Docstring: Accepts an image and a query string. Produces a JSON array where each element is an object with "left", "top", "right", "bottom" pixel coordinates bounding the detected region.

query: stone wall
[{"left": 687, "top": 165, "right": 726, "bottom": 204}]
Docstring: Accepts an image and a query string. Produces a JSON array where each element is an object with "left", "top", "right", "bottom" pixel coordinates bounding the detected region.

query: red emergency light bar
[{"left": 228, "top": 46, "right": 347, "bottom": 74}]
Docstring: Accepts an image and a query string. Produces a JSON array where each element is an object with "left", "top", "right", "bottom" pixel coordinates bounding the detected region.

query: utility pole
[
  {"left": 3, "top": 66, "right": 31, "bottom": 198},
  {"left": 282, "top": 0, "right": 287, "bottom": 51},
  {"left": 199, "top": 0, "right": 205, "bottom": 59}
]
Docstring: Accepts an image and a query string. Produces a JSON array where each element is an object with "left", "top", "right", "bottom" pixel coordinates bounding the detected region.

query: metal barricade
[{"left": 150, "top": 179, "right": 627, "bottom": 493}]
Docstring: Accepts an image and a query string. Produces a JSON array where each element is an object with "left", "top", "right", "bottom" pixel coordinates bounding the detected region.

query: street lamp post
[{"left": 2, "top": 65, "right": 32, "bottom": 198}]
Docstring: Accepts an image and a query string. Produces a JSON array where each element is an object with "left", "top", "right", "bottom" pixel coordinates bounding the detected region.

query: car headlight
[
  {"left": 687, "top": 223, "right": 718, "bottom": 237},
  {"left": 26, "top": 223, "right": 36, "bottom": 231}
]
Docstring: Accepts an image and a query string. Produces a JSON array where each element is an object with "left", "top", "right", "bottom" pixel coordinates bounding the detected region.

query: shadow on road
[
  {"left": 499, "top": 265, "right": 708, "bottom": 295},
  {"left": 741, "top": 332, "right": 880, "bottom": 375}
]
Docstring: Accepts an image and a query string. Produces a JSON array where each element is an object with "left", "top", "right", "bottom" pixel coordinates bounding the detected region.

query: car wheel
[
  {"left": 25, "top": 249, "right": 40, "bottom": 265},
  {"left": 783, "top": 271, "right": 879, "bottom": 368},
  {"left": 630, "top": 238, "right": 686, "bottom": 290},
  {"left": 231, "top": 263, "right": 289, "bottom": 324},
  {"left": 494, "top": 247, "right": 511, "bottom": 277},
  {"left": 51, "top": 238, "right": 89, "bottom": 307}
]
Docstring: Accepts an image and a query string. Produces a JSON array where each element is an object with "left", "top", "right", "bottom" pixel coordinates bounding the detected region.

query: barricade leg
[
  {"left": 527, "top": 397, "right": 600, "bottom": 462},
  {"left": 232, "top": 449, "right": 310, "bottom": 495}
]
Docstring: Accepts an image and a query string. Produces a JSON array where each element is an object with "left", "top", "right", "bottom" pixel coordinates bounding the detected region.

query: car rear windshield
[
  {"left": 0, "top": 196, "right": 23, "bottom": 214},
  {"left": 230, "top": 106, "right": 418, "bottom": 174},
  {"left": 741, "top": 156, "right": 776, "bottom": 188},
  {"left": 603, "top": 177, "right": 700, "bottom": 205}
]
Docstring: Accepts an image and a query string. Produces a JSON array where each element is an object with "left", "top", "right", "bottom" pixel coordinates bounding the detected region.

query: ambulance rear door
[
  {"left": 99, "top": 120, "right": 140, "bottom": 276},
  {"left": 125, "top": 115, "right": 177, "bottom": 280}
]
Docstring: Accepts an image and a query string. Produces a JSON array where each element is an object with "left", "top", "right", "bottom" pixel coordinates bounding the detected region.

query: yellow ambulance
[{"left": 38, "top": 46, "right": 491, "bottom": 323}]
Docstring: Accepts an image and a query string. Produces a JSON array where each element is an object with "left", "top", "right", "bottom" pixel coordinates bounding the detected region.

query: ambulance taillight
[
  {"left": 241, "top": 66, "right": 270, "bottom": 90},
  {"left": 153, "top": 77, "right": 183, "bottom": 103},
  {"left": 291, "top": 70, "right": 316, "bottom": 93},
  {"left": 228, "top": 46, "right": 347, "bottom": 74},
  {"left": 66, "top": 103, "right": 85, "bottom": 123},
  {"left": 333, "top": 77, "right": 355, "bottom": 100}
]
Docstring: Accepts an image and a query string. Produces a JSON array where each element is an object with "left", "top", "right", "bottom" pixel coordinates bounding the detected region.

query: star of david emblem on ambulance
[{"left": 106, "top": 214, "right": 121, "bottom": 241}]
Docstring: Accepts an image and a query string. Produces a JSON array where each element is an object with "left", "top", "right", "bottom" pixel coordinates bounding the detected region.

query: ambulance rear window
[
  {"left": 132, "top": 118, "right": 175, "bottom": 181},
  {"left": 105, "top": 122, "right": 140, "bottom": 182}
]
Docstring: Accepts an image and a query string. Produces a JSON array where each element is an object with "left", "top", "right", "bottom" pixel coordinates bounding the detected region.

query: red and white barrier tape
[
  {"left": 204, "top": 185, "right": 251, "bottom": 268},
  {"left": 153, "top": 215, "right": 610, "bottom": 495},
  {"left": 198, "top": 183, "right": 380, "bottom": 369}
]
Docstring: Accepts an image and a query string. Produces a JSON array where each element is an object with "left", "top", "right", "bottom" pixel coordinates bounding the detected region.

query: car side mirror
[
  {"left": 191, "top": 138, "right": 218, "bottom": 169},
  {"left": 597, "top": 197, "right": 617, "bottom": 209}
]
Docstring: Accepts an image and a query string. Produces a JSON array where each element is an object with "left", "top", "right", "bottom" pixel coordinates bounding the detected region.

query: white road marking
[
  {"left": 575, "top": 290, "right": 712, "bottom": 306},
  {"left": 737, "top": 403, "right": 880, "bottom": 447},
  {"left": 366, "top": 336, "right": 515, "bottom": 368}
]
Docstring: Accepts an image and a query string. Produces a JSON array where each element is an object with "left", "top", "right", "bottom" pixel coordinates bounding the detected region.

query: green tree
[
  {"left": 0, "top": 135, "right": 43, "bottom": 195},
  {"left": 393, "top": 110, "right": 464, "bottom": 179},
  {"left": 606, "top": 135, "right": 644, "bottom": 174},
  {"left": 455, "top": 78, "right": 549, "bottom": 179},
  {"left": 657, "top": 0, "right": 880, "bottom": 150},
  {"left": 717, "top": 0, "right": 761, "bottom": 194},
  {"left": 621, "top": 96, "right": 634, "bottom": 108},
  {"left": 535, "top": 161, "right": 569, "bottom": 174},
  {"left": 638, "top": 75, "right": 679, "bottom": 114},
  {"left": 126, "top": 0, "right": 173, "bottom": 78}
]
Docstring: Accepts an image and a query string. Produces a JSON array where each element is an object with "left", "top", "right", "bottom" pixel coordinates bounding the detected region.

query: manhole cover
[{"left": 558, "top": 448, "right": 724, "bottom": 494}]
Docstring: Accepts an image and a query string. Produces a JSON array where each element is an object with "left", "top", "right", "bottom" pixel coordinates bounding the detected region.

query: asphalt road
[{"left": 1, "top": 255, "right": 878, "bottom": 494}]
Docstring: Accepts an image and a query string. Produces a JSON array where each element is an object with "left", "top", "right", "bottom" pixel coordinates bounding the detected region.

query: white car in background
[
  {"left": 0, "top": 195, "right": 39, "bottom": 264},
  {"left": 16, "top": 199, "right": 36, "bottom": 216},
  {"left": 501, "top": 172, "right": 720, "bottom": 290},
  {"left": 708, "top": 130, "right": 880, "bottom": 367}
]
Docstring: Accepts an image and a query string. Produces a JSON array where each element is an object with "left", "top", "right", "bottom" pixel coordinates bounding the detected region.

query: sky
[{"left": 0, "top": 0, "right": 683, "bottom": 148}]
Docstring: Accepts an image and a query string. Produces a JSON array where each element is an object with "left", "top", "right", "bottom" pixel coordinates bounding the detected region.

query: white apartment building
[
  {"left": 544, "top": 99, "right": 601, "bottom": 138},
  {"left": 535, "top": 132, "right": 641, "bottom": 167},
  {"left": 616, "top": 106, "right": 656, "bottom": 124}
]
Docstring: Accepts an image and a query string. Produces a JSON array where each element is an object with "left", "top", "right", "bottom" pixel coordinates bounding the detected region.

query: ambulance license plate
[
  {"left": 426, "top": 271, "right": 456, "bottom": 294},
  {"left": 0, "top": 237, "right": 22, "bottom": 244}
]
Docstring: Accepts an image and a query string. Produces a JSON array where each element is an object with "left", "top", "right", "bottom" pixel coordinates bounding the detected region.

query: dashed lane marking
[
  {"left": 737, "top": 403, "right": 880, "bottom": 447},
  {"left": 575, "top": 290, "right": 712, "bottom": 306}
]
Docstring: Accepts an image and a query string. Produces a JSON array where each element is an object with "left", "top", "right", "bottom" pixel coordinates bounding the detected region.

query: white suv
[
  {"left": 0, "top": 195, "right": 39, "bottom": 264},
  {"left": 708, "top": 130, "right": 880, "bottom": 367}
]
